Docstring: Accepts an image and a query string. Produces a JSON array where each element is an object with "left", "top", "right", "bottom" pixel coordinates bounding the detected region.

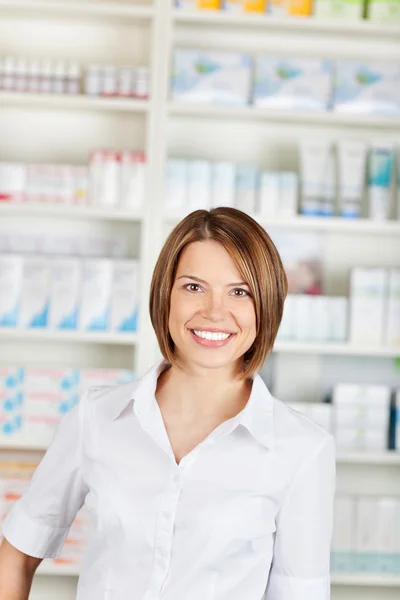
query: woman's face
[{"left": 169, "top": 240, "right": 257, "bottom": 374}]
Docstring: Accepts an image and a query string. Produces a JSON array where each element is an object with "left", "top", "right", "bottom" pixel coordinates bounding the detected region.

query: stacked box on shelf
[
  {"left": 332, "top": 384, "right": 391, "bottom": 452},
  {"left": 0, "top": 255, "right": 140, "bottom": 334}
]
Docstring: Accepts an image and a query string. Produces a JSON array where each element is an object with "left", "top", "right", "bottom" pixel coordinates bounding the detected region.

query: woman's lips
[{"left": 189, "top": 329, "right": 235, "bottom": 348}]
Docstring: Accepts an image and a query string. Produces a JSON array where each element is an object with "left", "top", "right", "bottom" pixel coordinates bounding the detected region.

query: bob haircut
[{"left": 149, "top": 207, "right": 288, "bottom": 380}]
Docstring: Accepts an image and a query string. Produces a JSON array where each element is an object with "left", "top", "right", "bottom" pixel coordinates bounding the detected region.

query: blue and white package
[
  {"left": 0, "top": 366, "right": 25, "bottom": 441},
  {"left": 253, "top": 57, "right": 334, "bottom": 111},
  {"left": 172, "top": 49, "right": 252, "bottom": 106},
  {"left": 333, "top": 61, "right": 400, "bottom": 115},
  {"left": 48, "top": 258, "right": 82, "bottom": 330},
  {"left": 78, "top": 259, "right": 113, "bottom": 331},
  {"left": 110, "top": 260, "right": 139, "bottom": 333},
  {"left": 19, "top": 256, "right": 50, "bottom": 329},
  {"left": 0, "top": 255, "right": 23, "bottom": 327},
  {"left": 235, "top": 165, "right": 258, "bottom": 213}
]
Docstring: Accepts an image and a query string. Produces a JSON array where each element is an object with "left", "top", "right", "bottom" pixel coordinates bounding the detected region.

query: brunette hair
[{"left": 149, "top": 207, "right": 288, "bottom": 379}]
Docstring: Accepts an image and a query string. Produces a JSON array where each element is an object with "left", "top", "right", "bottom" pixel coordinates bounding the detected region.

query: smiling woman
[
  {"left": 0, "top": 207, "right": 335, "bottom": 600},
  {"left": 150, "top": 206, "right": 288, "bottom": 381}
]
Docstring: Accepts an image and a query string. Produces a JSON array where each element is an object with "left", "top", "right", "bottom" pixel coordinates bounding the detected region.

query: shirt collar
[{"left": 109, "top": 359, "right": 275, "bottom": 450}]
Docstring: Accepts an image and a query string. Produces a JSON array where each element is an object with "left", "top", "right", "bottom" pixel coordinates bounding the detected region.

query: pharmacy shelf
[
  {"left": 173, "top": 9, "right": 400, "bottom": 38},
  {"left": 165, "top": 214, "right": 400, "bottom": 236},
  {"left": 337, "top": 452, "right": 400, "bottom": 465},
  {"left": 169, "top": 102, "right": 400, "bottom": 129},
  {"left": 273, "top": 341, "right": 400, "bottom": 358},
  {"left": 37, "top": 562, "right": 80, "bottom": 577},
  {"left": 331, "top": 574, "right": 400, "bottom": 587},
  {"left": 0, "top": 329, "right": 138, "bottom": 346},
  {"left": 0, "top": 91, "right": 150, "bottom": 114},
  {"left": 0, "top": 203, "right": 143, "bottom": 223},
  {"left": 0, "top": 1, "right": 155, "bottom": 21}
]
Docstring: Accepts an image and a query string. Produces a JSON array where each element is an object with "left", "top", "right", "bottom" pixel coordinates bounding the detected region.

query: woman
[{"left": 0, "top": 207, "right": 336, "bottom": 600}]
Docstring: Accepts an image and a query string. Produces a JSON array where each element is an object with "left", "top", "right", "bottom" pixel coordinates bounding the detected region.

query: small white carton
[
  {"left": 0, "top": 255, "right": 23, "bottom": 327},
  {"left": 120, "top": 151, "right": 146, "bottom": 212},
  {"left": 309, "top": 295, "right": 330, "bottom": 342},
  {"left": 0, "top": 163, "right": 27, "bottom": 202},
  {"left": 78, "top": 259, "right": 113, "bottom": 331},
  {"left": 19, "top": 256, "right": 50, "bottom": 329},
  {"left": 331, "top": 496, "right": 356, "bottom": 572},
  {"left": 212, "top": 162, "right": 236, "bottom": 208},
  {"left": 292, "top": 294, "right": 313, "bottom": 341},
  {"left": 377, "top": 498, "right": 400, "bottom": 574},
  {"left": 355, "top": 497, "right": 379, "bottom": 572},
  {"left": 385, "top": 269, "right": 400, "bottom": 346},
  {"left": 187, "top": 160, "right": 211, "bottom": 210},
  {"left": 253, "top": 56, "right": 333, "bottom": 111},
  {"left": 327, "top": 297, "right": 348, "bottom": 342},
  {"left": 165, "top": 159, "right": 188, "bottom": 211},
  {"left": 235, "top": 165, "right": 258, "bottom": 214},
  {"left": 258, "top": 172, "right": 280, "bottom": 217},
  {"left": 279, "top": 172, "right": 298, "bottom": 217},
  {"left": 349, "top": 267, "right": 387, "bottom": 345},
  {"left": 172, "top": 49, "right": 252, "bottom": 106},
  {"left": 110, "top": 260, "right": 139, "bottom": 333},
  {"left": 48, "top": 258, "right": 81, "bottom": 330}
]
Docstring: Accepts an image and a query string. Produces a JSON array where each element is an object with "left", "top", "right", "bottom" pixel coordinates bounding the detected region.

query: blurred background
[{"left": 0, "top": 0, "right": 399, "bottom": 598}]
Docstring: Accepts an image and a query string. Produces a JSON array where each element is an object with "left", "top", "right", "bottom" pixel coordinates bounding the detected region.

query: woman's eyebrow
[{"left": 176, "top": 275, "right": 249, "bottom": 287}]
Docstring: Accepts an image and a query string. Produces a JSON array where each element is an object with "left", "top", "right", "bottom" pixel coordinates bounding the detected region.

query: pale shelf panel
[
  {"left": 0, "top": 91, "right": 150, "bottom": 114},
  {"left": 0, "top": 1, "right": 155, "bottom": 21},
  {"left": 172, "top": 9, "right": 400, "bottom": 39},
  {"left": 0, "top": 203, "right": 144, "bottom": 223},
  {"left": 0, "top": 329, "right": 138, "bottom": 346},
  {"left": 168, "top": 103, "right": 400, "bottom": 130},
  {"left": 273, "top": 341, "right": 400, "bottom": 358},
  {"left": 165, "top": 214, "right": 400, "bottom": 236}
]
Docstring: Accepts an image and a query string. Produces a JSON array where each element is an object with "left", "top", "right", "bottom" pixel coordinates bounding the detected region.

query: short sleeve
[
  {"left": 1, "top": 390, "right": 90, "bottom": 559},
  {"left": 265, "top": 434, "right": 336, "bottom": 600}
]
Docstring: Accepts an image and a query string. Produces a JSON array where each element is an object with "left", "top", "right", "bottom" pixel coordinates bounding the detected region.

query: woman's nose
[{"left": 201, "top": 292, "right": 226, "bottom": 320}]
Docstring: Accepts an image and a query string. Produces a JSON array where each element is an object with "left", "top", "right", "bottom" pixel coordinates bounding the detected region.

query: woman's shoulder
[{"left": 271, "top": 394, "right": 334, "bottom": 458}]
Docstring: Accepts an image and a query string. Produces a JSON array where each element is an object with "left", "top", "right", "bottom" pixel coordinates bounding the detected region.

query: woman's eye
[
  {"left": 185, "top": 284, "right": 201, "bottom": 292},
  {"left": 232, "top": 288, "right": 249, "bottom": 297}
]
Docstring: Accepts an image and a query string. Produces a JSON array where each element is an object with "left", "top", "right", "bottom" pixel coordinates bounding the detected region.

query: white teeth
[{"left": 193, "top": 330, "right": 231, "bottom": 341}]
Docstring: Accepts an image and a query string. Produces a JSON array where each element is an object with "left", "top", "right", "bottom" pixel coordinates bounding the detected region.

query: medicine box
[
  {"left": 110, "top": 260, "right": 139, "bottom": 333},
  {"left": 253, "top": 56, "right": 333, "bottom": 111},
  {"left": 331, "top": 496, "right": 356, "bottom": 572},
  {"left": 355, "top": 497, "right": 379, "bottom": 572},
  {"left": 235, "top": 164, "right": 258, "bottom": 213},
  {"left": 314, "top": 0, "right": 365, "bottom": 19},
  {"left": 385, "top": 269, "right": 400, "bottom": 346},
  {"left": 165, "top": 159, "right": 187, "bottom": 211},
  {"left": 0, "top": 255, "right": 23, "bottom": 327},
  {"left": 78, "top": 259, "right": 113, "bottom": 331},
  {"left": 48, "top": 258, "right": 81, "bottom": 330},
  {"left": 172, "top": 49, "right": 252, "bottom": 106},
  {"left": 19, "top": 256, "right": 50, "bottom": 329},
  {"left": 187, "top": 161, "right": 212, "bottom": 210},
  {"left": 349, "top": 267, "right": 387, "bottom": 345},
  {"left": 333, "top": 61, "right": 400, "bottom": 115},
  {"left": 212, "top": 162, "right": 236, "bottom": 207}
]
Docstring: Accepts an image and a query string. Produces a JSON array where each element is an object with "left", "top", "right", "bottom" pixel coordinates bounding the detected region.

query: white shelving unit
[{"left": 1, "top": 3, "right": 400, "bottom": 600}]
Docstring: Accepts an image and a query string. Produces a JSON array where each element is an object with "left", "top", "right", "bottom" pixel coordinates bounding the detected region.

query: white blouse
[{"left": 2, "top": 359, "right": 336, "bottom": 600}]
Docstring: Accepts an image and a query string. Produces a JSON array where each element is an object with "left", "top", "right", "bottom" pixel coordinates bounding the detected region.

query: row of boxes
[
  {"left": 172, "top": 50, "right": 400, "bottom": 115},
  {"left": 0, "top": 256, "right": 139, "bottom": 333},
  {"left": 176, "top": 0, "right": 400, "bottom": 21},
  {"left": 0, "top": 366, "right": 135, "bottom": 446},
  {"left": 165, "top": 159, "right": 298, "bottom": 216},
  {"left": 0, "top": 150, "right": 146, "bottom": 211},
  {"left": 332, "top": 496, "right": 400, "bottom": 574},
  {"left": 277, "top": 294, "right": 348, "bottom": 342},
  {"left": 278, "top": 268, "right": 400, "bottom": 347},
  {"left": 0, "top": 57, "right": 150, "bottom": 100},
  {"left": 287, "top": 385, "right": 399, "bottom": 452}
]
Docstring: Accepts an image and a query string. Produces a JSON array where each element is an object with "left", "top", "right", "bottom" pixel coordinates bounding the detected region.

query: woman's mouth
[{"left": 189, "top": 329, "right": 235, "bottom": 348}]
